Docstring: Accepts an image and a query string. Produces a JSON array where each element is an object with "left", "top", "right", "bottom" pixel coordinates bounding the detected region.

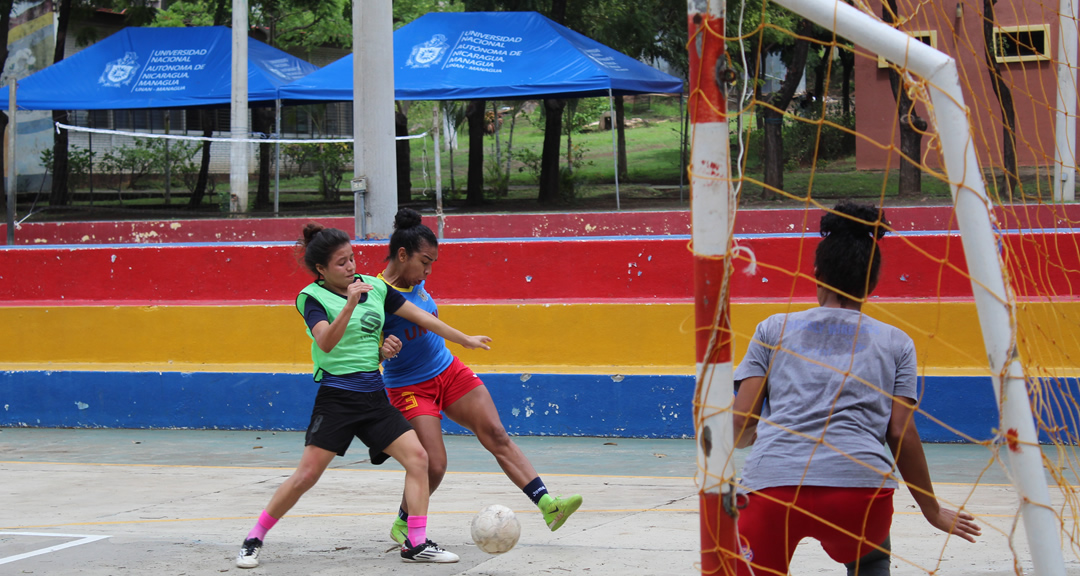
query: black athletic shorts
[{"left": 305, "top": 385, "right": 414, "bottom": 460}]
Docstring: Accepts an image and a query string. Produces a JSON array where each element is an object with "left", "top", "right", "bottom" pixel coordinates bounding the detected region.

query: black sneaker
[
  {"left": 236, "top": 537, "right": 263, "bottom": 568},
  {"left": 400, "top": 538, "right": 460, "bottom": 563}
]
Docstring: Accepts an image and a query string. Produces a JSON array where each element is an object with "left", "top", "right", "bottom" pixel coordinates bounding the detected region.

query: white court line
[{"left": 0, "top": 532, "right": 111, "bottom": 565}]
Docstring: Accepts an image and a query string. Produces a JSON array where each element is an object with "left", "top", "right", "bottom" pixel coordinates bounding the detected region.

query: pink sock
[
  {"left": 246, "top": 510, "right": 279, "bottom": 541},
  {"left": 406, "top": 515, "right": 427, "bottom": 546}
]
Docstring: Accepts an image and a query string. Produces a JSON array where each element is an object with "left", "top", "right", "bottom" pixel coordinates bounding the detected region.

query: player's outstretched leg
[{"left": 235, "top": 446, "right": 335, "bottom": 568}]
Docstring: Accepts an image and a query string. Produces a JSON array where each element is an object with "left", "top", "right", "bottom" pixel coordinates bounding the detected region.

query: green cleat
[
  {"left": 390, "top": 518, "right": 408, "bottom": 545},
  {"left": 539, "top": 494, "right": 582, "bottom": 531}
]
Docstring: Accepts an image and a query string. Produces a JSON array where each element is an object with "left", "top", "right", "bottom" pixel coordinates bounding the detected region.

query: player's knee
[
  {"left": 290, "top": 467, "right": 323, "bottom": 492},
  {"left": 477, "top": 422, "right": 513, "bottom": 452},
  {"left": 427, "top": 451, "right": 447, "bottom": 480},
  {"left": 400, "top": 443, "right": 429, "bottom": 474}
]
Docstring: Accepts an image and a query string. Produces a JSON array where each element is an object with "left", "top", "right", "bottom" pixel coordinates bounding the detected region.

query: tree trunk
[
  {"left": 189, "top": 0, "right": 230, "bottom": 209},
  {"left": 814, "top": 48, "right": 826, "bottom": 104},
  {"left": 49, "top": 0, "right": 73, "bottom": 207},
  {"left": 464, "top": 99, "right": 485, "bottom": 206},
  {"left": 983, "top": 0, "right": 1019, "bottom": 198},
  {"left": 253, "top": 107, "right": 273, "bottom": 210},
  {"left": 538, "top": 0, "right": 568, "bottom": 204},
  {"left": 884, "top": 0, "right": 927, "bottom": 198},
  {"left": 761, "top": 20, "right": 812, "bottom": 197},
  {"left": 189, "top": 110, "right": 215, "bottom": 208},
  {"left": 395, "top": 107, "right": 412, "bottom": 204},
  {"left": 615, "top": 95, "right": 627, "bottom": 180},
  {"left": 538, "top": 98, "right": 565, "bottom": 204},
  {"left": 840, "top": 48, "right": 853, "bottom": 118},
  {"left": 565, "top": 99, "right": 576, "bottom": 170}
]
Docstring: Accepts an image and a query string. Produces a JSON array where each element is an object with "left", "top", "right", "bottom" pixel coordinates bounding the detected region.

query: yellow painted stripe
[{"left": 1, "top": 301, "right": 1077, "bottom": 374}]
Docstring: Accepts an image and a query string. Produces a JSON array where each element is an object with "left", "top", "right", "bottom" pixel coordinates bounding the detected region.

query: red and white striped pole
[{"left": 688, "top": 1, "right": 738, "bottom": 574}]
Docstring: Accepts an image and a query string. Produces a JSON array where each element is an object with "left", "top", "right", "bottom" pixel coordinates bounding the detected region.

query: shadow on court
[{"left": 0, "top": 428, "right": 1074, "bottom": 575}]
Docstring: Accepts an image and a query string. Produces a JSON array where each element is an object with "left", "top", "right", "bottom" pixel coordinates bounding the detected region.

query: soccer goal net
[{"left": 691, "top": 0, "right": 1078, "bottom": 574}]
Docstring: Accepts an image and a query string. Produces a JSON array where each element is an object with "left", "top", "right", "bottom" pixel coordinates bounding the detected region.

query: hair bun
[
  {"left": 301, "top": 222, "right": 325, "bottom": 245},
  {"left": 394, "top": 208, "right": 423, "bottom": 231},
  {"left": 820, "top": 202, "right": 889, "bottom": 241}
]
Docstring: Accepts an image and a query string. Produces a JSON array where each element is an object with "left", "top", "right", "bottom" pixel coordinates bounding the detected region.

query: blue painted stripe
[{"left": 1, "top": 370, "right": 1076, "bottom": 443}]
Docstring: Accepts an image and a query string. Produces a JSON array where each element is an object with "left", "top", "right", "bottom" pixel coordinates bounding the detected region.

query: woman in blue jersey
[
  {"left": 731, "top": 202, "right": 980, "bottom": 576},
  {"left": 379, "top": 208, "right": 582, "bottom": 545},
  {"left": 235, "top": 223, "right": 490, "bottom": 569}
]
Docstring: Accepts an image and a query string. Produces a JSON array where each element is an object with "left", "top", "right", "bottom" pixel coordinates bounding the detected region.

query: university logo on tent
[
  {"left": 99, "top": 52, "right": 140, "bottom": 87},
  {"left": 406, "top": 34, "right": 449, "bottom": 69}
]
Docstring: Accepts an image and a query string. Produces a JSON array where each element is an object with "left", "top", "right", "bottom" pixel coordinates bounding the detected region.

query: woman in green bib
[{"left": 235, "top": 224, "right": 491, "bottom": 569}]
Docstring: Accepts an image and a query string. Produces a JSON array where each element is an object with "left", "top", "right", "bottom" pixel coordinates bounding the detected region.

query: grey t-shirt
[{"left": 733, "top": 306, "right": 918, "bottom": 491}]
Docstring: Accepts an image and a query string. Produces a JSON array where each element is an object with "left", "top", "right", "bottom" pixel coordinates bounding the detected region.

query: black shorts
[{"left": 305, "top": 385, "right": 414, "bottom": 459}]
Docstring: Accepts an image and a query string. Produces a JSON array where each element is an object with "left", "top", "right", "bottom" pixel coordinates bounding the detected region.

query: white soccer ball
[{"left": 470, "top": 504, "right": 521, "bottom": 554}]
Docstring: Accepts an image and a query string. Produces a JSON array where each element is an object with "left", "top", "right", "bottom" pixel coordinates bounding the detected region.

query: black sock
[
  {"left": 523, "top": 477, "right": 548, "bottom": 505},
  {"left": 398, "top": 506, "right": 408, "bottom": 521}
]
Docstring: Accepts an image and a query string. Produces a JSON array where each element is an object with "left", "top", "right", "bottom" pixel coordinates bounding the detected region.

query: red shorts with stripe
[
  {"left": 736, "top": 485, "right": 894, "bottom": 575},
  {"left": 385, "top": 357, "right": 484, "bottom": 420}
]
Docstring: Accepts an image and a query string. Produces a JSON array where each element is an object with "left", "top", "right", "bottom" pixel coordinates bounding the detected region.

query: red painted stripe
[
  {"left": 687, "top": 13, "right": 727, "bottom": 123},
  {"left": 1, "top": 233, "right": 1076, "bottom": 303},
  {"left": 2, "top": 205, "right": 1077, "bottom": 244},
  {"left": 694, "top": 253, "right": 732, "bottom": 364}
]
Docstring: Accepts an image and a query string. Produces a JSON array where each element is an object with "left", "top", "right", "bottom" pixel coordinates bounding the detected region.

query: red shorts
[
  {"left": 736, "top": 485, "right": 894, "bottom": 575},
  {"left": 386, "top": 357, "right": 484, "bottom": 420}
]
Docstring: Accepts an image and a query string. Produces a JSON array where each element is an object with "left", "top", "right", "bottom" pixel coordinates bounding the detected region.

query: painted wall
[
  {"left": 5, "top": 205, "right": 1080, "bottom": 244},
  {"left": 2, "top": 230, "right": 1078, "bottom": 439},
  {"left": 854, "top": 0, "right": 1070, "bottom": 170},
  {"left": 3, "top": 233, "right": 1077, "bottom": 303},
  {"left": 2, "top": 369, "right": 1076, "bottom": 443}
]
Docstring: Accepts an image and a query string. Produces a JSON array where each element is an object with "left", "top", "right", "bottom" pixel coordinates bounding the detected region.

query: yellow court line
[
  {"left": 3, "top": 461, "right": 1070, "bottom": 488},
  {"left": 0, "top": 460, "right": 693, "bottom": 482},
  {"left": 2, "top": 509, "right": 1049, "bottom": 532}
]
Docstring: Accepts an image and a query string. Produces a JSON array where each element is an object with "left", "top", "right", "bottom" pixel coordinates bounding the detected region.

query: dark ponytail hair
[
  {"left": 296, "top": 223, "right": 351, "bottom": 277},
  {"left": 387, "top": 207, "right": 438, "bottom": 261},
  {"left": 815, "top": 202, "right": 889, "bottom": 301}
]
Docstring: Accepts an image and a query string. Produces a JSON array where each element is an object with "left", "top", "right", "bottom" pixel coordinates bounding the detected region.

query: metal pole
[
  {"left": 688, "top": 2, "right": 737, "bottom": 573},
  {"left": 353, "top": 0, "right": 397, "bottom": 238},
  {"left": 274, "top": 99, "right": 281, "bottom": 216},
  {"left": 164, "top": 110, "right": 171, "bottom": 205},
  {"left": 433, "top": 103, "right": 444, "bottom": 239},
  {"left": 6, "top": 80, "right": 15, "bottom": 245},
  {"left": 352, "top": 177, "right": 367, "bottom": 239},
  {"left": 770, "top": 2, "right": 1066, "bottom": 573},
  {"left": 230, "top": 0, "right": 249, "bottom": 213},
  {"left": 609, "top": 89, "right": 619, "bottom": 210},
  {"left": 679, "top": 93, "right": 685, "bottom": 204},
  {"left": 1054, "top": 0, "right": 1078, "bottom": 201},
  {"left": 88, "top": 111, "right": 94, "bottom": 205}
]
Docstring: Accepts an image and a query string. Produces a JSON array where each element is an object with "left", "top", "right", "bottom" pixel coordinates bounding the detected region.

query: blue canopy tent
[
  {"left": 277, "top": 11, "right": 684, "bottom": 213},
  {"left": 0, "top": 26, "right": 318, "bottom": 235},
  {"left": 278, "top": 11, "right": 683, "bottom": 102},
  {"left": 0, "top": 26, "right": 317, "bottom": 110}
]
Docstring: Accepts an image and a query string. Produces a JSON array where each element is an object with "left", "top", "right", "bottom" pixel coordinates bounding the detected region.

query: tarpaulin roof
[
  {"left": 278, "top": 11, "right": 683, "bottom": 102},
  {"left": 0, "top": 26, "right": 317, "bottom": 110}
]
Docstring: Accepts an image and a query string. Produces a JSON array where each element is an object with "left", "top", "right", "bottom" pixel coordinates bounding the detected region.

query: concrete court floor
[{"left": 1, "top": 428, "right": 1078, "bottom": 575}]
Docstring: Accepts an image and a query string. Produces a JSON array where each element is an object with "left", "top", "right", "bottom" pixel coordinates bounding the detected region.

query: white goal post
[{"left": 765, "top": 1, "right": 1066, "bottom": 574}]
